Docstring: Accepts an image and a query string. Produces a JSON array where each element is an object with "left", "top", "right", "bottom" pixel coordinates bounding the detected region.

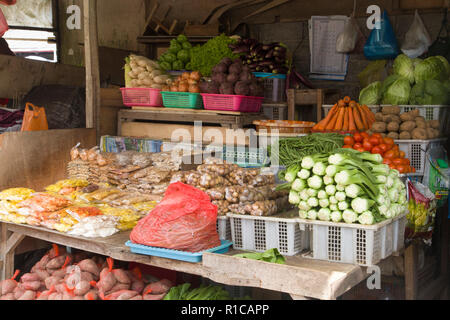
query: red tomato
[
  {"left": 343, "top": 145, "right": 353, "bottom": 149},
  {"left": 383, "top": 158, "right": 393, "bottom": 165},
  {"left": 362, "top": 140, "right": 373, "bottom": 151},
  {"left": 399, "top": 150, "right": 406, "bottom": 158},
  {"left": 353, "top": 143, "right": 363, "bottom": 149},
  {"left": 383, "top": 137, "right": 395, "bottom": 146},
  {"left": 372, "top": 133, "right": 383, "bottom": 140},
  {"left": 411, "top": 166, "right": 416, "bottom": 173},
  {"left": 344, "top": 136, "right": 355, "bottom": 146},
  {"left": 355, "top": 147, "right": 365, "bottom": 153},
  {"left": 392, "top": 158, "right": 404, "bottom": 166},
  {"left": 384, "top": 150, "right": 396, "bottom": 159},
  {"left": 379, "top": 143, "right": 390, "bottom": 153},
  {"left": 360, "top": 132, "right": 370, "bottom": 139},
  {"left": 396, "top": 165, "right": 408, "bottom": 174},
  {"left": 353, "top": 132, "right": 363, "bottom": 142},
  {"left": 369, "top": 136, "right": 380, "bottom": 146},
  {"left": 371, "top": 146, "right": 383, "bottom": 155}
]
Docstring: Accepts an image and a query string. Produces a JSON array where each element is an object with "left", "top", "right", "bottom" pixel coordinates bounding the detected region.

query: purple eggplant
[{"left": 265, "top": 49, "right": 274, "bottom": 59}]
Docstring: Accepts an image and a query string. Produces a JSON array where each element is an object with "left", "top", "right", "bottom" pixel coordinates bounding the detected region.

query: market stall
[{"left": 0, "top": 0, "right": 449, "bottom": 302}]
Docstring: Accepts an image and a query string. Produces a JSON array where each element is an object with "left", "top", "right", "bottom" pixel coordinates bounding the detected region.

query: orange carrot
[
  {"left": 325, "top": 108, "right": 340, "bottom": 131},
  {"left": 342, "top": 108, "right": 349, "bottom": 131},
  {"left": 353, "top": 106, "right": 365, "bottom": 131},
  {"left": 357, "top": 104, "right": 369, "bottom": 130},
  {"left": 348, "top": 107, "right": 357, "bottom": 132},
  {"left": 316, "top": 104, "right": 338, "bottom": 130},
  {"left": 361, "top": 104, "right": 375, "bottom": 123},
  {"left": 334, "top": 107, "right": 346, "bottom": 131}
]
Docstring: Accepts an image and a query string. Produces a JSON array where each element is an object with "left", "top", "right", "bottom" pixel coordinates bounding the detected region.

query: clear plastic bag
[
  {"left": 336, "top": 16, "right": 359, "bottom": 53},
  {"left": 401, "top": 10, "right": 432, "bottom": 58}
]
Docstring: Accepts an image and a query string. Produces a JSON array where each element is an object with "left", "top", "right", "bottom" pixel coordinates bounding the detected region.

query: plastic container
[
  {"left": 120, "top": 88, "right": 163, "bottom": 107},
  {"left": 299, "top": 213, "right": 406, "bottom": 266},
  {"left": 262, "top": 104, "right": 288, "bottom": 120},
  {"left": 253, "top": 120, "right": 315, "bottom": 134},
  {"left": 161, "top": 91, "right": 203, "bottom": 109},
  {"left": 221, "top": 146, "right": 270, "bottom": 168},
  {"left": 227, "top": 213, "right": 309, "bottom": 256},
  {"left": 253, "top": 72, "right": 287, "bottom": 103},
  {"left": 395, "top": 138, "right": 446, "bottom": 175},
  {"left": 217, "top": 216, "right": 232, "bottom": 241},
  {"left": 201, "top": 94, "right": 263, "bottom": 112},
  {"left": 125, "top": 240, "right": 233, "bottom": 263},
  {"left": 322, "top": 104, "right": 380, "bottom": 117}
]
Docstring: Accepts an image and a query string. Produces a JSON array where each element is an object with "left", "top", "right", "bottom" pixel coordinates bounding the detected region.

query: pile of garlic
[{"left": 125, "top": 54, "right": 172, "bottom": 89}]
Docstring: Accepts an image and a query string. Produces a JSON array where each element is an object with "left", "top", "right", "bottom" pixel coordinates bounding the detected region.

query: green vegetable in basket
[
  {"left": 182, "top": 41, "right": 192, "bottom": 50},
  {"left": 409, "top": 79, "right": 449, "bottom": 105},
  {"left": 177, "top": 34, "right": 188, "bottom": 43},
  {"left": 172, "top": 60, "right": 185, "bottom": 71},
  {"left": 234, "top": 248, "right": 286, "bottom": 264},
  {"left": 185, "top": 62, "right": 193, "bottom": 71},
  {"left": 169, "top": 39, "right": 183, "bottom": 54},
  {"left": 164, "top": 52, "right": 177, "bottom": 63},
  {"left": 159, "top": 61, "right": 172, "bottom": 71},
  {"left": 164, "top": 283, "right": 234, "bottom": 300},
  {"left": 359, "top": 81, "right": 382, "bottom": 105}
]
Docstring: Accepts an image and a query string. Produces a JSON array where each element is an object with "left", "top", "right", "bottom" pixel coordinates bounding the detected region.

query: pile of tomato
[{"left": 343, "top": 132, "right": 416, "bottom": 174}]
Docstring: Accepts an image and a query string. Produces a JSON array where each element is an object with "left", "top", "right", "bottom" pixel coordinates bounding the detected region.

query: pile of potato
[
  {"left": 125, "top": 54, "right": 172, "bottom": 89},
  {"left": 370, "top": 106, "right": 440, "bottom": 140}
]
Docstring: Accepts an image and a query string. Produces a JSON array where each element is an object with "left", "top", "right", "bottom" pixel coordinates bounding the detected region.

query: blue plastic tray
[{"left": 125, "top": 240, "right": 233, "bottom": 263}]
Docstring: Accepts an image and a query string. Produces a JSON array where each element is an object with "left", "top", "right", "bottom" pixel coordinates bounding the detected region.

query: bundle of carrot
[{"left": 313, "top": 96, "right": 376, "bottom": 133}]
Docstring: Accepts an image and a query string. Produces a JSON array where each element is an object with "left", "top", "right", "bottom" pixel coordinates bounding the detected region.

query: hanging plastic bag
[
  {"left": 0, "top": 8, "right": 8, "bottom": 37},
  {"left": 428, "top": 8, "right": 450, "bottom": 60},
  {"left": 364, "top": 10, "right": 400, "bottom": 60},
  {"left": 405, "top": 180, "right": 437, "bottom": 245},
  {"left": 336, "top": 16, "right": 359, "bottom": 53},
  {"left": 130, "top": 182, "right": 221, "bottom": 252},
  {"left": 422, "top": 145, "right": 449, "bottom": 208},
  {"left": 20, "top": 102, "right": 49, "bottom": 132},
  {"left": 401, "top": 10, "right": 432, "bottom": 59}
]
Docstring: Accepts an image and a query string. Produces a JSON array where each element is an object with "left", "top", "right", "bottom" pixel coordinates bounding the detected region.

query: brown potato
[
  {"left": 411, "top": 128, "right": 428, "bottom": 140},
  {"left": 375, "top": 112, "right": 384, "bottom": 122},
  {"left": 427, "top": 120, "right": 440, "bottom": 129},
  {"left": 399, "top": 131, "right": 411, "bottom": 139},
  {"left": 400, "top": 111, "right": 416, "bottom": 122},
  {"left": 415, "top": 121, "right": 426, "bottom": 129},
  {"left": 371, "top": 122, "right": 387, "bottom": 133},
  {"left": 399, "top": 121, "right": 416, "bottom": 132},
  {"left": 415, "top": 116, "right": 426, "bottom": 122},
  {"left": 387, "top": 132, "right": 399, "bottom": 139},
  {"left": 390, "top": 114, "right": 401, "bottom": 123},
  {"left": 381, "top": 106, "right": 401, "bottom": 115},
  {"left": 387, "top": 121, "right": 400, "bottom": 132}
]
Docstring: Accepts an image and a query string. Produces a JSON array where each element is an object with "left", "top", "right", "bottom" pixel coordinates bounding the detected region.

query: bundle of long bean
[{"left": 269, "top": 133, "right": 345, "bottom": 167}]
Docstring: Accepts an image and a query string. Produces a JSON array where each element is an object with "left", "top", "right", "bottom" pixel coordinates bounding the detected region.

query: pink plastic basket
[
  {"left": 120, "top": 88, "right": 163, "bottom": 107},
  {"left": 201, "top": 94, "right": 264, "bottom": 112}
]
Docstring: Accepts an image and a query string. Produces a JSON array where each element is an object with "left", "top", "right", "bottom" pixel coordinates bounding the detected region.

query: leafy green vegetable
[
  {"left": 164, "top": 52, "right": 177, "bottom": 63},
  {"left": 414, "top": 56, "right": 448, "bottom": 82},
  {"left": 393, "top": 54, "right": 415, "bottom": 84},
  {"left": 359, "top": 81, "right": 381, "bottom": 105},
  {"left": 234, "top": 248, "right": 286, "bottom": 264},
  {"left": 190, "top": 34, "right": 239, "bottom": 76},
  {"left": 172, "top": 60, "right": 184, "bottom": 70},
  {"left": 410, "top": 79, "right": 449, "bottom": 105},
  {"left": 159, "top": 61, "right": 172, "bottom": 71},
  {"left": 182, "top": 42, "right": 192, "bottom": 50},
  {"left": 169, "top": 40, "right": 183, "bottom": 54},
  {"left": 177, "top": 34, "right": 188, "bottom": 43},
  {"left": 381, "top": 75, "right": 411, "bottom": 105},
  {"left": 163, "top": 283, "right": 245, "bottom": 300},
  {"left": 177, "top": 49, "right": 191, "bottom": 63}
]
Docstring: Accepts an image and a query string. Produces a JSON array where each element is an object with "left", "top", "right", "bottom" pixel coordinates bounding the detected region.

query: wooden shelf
[{"left": 137, "top": 35, "right": 214, "bottom": 45}]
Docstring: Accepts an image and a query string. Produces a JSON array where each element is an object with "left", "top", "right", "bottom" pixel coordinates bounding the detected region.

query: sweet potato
[
  {"left": 48, "top": 292, "right": 63, "bottom": 300},
  {"left": 45, "top": 276, "right": 62, "bottom": 290},
  {"left": 399, "top": 131, "right": 412, "bottom": 139},
  {"left": 143, "top": 293, "right": 166, "bottom": 300},
  {"left": 21, "top": 273, "right": 40, "bottom": 283},
  {"left": 143, "top": 279, "right": 173, "bottom": 295},
  {"left": 116, "top": 290, "right": 139, "bottom": 300},
  {"left": 21, "top": 281, "right": 41, "bottom": 291},
  {"left": 73, "top": 281, "right": 91, "bottom": 296},
  {"left": 34, "top": 269, "right": 50, "bottom": 281},
  {"left": 411, "top": 128, "right": 427, "bottom": 140},
  {"left": 97, "top": 271, "right": 117, "bottom": 293},
  {"left": 17, "top": 290, "right": 36, "bottom": 300},
  {"left": 129, "top": 294, "right": 143, "bottom": 300},
  {"left": 400, "top": 121, "right": 416, "bottom": 132},
  {"left": 387, "top": 122, "right": 400, "bottom": 132},
  {"left": 371, "top": 122, "right": 387, "bottom": 133},
  {"left": 387, "top": 132, "right": 399, "bottom": 139},
  {"left": 131, "top": 280, "right": 145, "bottom": 294},
  {"left": 0, "top": 293, "right": 15, "bottom": 300},
  {"left": 46, "top": 255, "right": 68, "bottom": 270},
  {"left": 381, "top": 106, "right": 400, "bottom": 115},
  {"left": 1, "top": 279, "right": 17, "bottom": 296},
  {"left": 112, "top": 269, "right": 131, "bottom": 284},
  {"left": 78, "top": 259, "right": 100, "bottom": 277},
  {"left": 13, "top": 286, "right": 25, "bottom": 300},
  {"left": 105, "top": 282, "right": 130, "bottom": 296},
  {"left": 84, "top": 290, "right": 99, "bottom": 301}
]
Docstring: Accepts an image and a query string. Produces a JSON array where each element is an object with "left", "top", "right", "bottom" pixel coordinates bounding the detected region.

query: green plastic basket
[
  {"left": 161, "top": 91, "right": 204, "bottom": 109},
  {"left": 221, "top": 146, "right": 270, "bottom": 168}
]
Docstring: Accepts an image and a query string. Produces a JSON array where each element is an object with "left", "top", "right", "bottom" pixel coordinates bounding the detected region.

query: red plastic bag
[
  {"left": 0, "top": 8, "right": 8, "bottom": 37},
  {"left": 130, "top": 182, "right": 221, "bottom": 252}
]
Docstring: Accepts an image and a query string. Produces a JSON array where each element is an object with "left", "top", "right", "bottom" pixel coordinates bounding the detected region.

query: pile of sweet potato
[{"left": 0, "top": 244, "right": 173, "bottom": 300}]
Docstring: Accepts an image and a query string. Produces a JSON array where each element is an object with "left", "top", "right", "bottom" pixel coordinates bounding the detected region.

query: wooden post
[
  {"left": 404, "top": 243, "right": 418, "bottom": 300},
  {"left": 83, "top": 0, "right": 101, "bottom": 139}
]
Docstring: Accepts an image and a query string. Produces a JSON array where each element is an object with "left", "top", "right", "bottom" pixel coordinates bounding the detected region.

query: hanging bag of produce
[
  {"left": 401, "top": 10, "right": 432, "bottom": 59},
  {"left": 20, "top": 102, "right": 49, "bottom": 132},
  {"left": 422, "top": 145, "right": 449, "bottom": 208},
  {"left": 364, "top": 10, "right": 400, "bottom": 60},
  {"left": 0, "top": 8, "right": 7, "bottom": 37},
  {"left": 405, "top": 179, "right": 437, "bottom": 245},
  {"left": 130, "top": 182, "right": 221, "bottom": 252},
  {"left": 428, "top": 8, "right": 450, "bottom": 60}
]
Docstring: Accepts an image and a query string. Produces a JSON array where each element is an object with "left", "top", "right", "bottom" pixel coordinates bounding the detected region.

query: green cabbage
[
  {"left": 359, "top": 81, "right": 381, "bottom": 105},
  {"left": 410, "top": 79, "right": 449, "bottom": 105},
  {"left": 381, "top": 76, "right": 411, "bottom": 105},
  {"left": 393, "top": 54, "right": 415, "bottom": 84},
  {"left": 414, "top": 56, "right": 448, "bottom": 83},
  {"left": 412, "top": 58, "right": 422, "bottom": 68},
  {"left": 435, "top": 55, "right": 450, "bottom": 79}
]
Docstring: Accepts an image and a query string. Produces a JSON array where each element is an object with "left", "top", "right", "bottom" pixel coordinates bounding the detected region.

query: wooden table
[
  {"left": 0, "top": 221, "right": 366, "bottom": 300},
  {"left": 118, "top": 107, "right": 265, "bottom": 135}
]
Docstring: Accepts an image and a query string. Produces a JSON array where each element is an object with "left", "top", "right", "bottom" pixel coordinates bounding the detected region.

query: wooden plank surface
[
  {"left": 129, "top": 106, "right": 262, "bottom": 116},
  {"left": 0, "top": 129, "right": 96, "bottom": 191},
  {"left": 1, "top": 221, "right": 365, "bottom": 299}
]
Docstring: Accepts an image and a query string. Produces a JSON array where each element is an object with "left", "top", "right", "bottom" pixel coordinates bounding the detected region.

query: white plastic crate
[
  {"left": 298, "top": 213, "right": 406, "bottom": 266},
  {"left": 216, "top": 216, "right": 232, "bottom": 241},
  {"left": 227, "top": 213, "right": 309, "bottom": 256},
  {"left": 322, "top": 105, "right": 380, "bottom": 117},
  {"left": 392, "top": 214, "right": 407, "bottom": 253},
  {"left": 395, "top": 138, "right": 446, "bottom": 175}
]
